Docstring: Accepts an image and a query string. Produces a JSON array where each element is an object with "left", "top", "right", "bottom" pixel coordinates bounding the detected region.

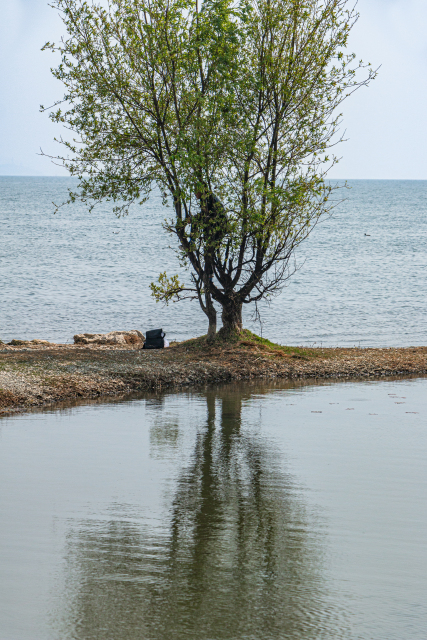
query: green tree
[{"left": 42, "top": 0, "right": 375, "bottom": 338}]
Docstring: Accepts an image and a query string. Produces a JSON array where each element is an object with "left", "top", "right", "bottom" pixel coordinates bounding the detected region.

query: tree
[{"left": 42, "top": 0, "right": 375, "bottom": 338}]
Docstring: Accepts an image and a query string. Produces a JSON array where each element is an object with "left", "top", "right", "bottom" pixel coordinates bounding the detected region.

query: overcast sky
[{"left": 0, "top": 0, "right": 426, "bottom": 178}]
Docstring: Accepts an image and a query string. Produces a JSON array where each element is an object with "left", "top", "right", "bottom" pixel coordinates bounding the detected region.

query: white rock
[{"left": 73, "top": 330, "right": 144, "bottom": 345}]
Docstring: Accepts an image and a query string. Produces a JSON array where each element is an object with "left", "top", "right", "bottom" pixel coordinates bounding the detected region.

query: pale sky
[{"left": 0, "top": 0, "right": 426, "bottom": 178}]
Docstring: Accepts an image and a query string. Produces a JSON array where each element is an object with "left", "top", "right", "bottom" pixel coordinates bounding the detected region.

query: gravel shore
[{"left": 1, "top": 337, "right": 426, "bottom": 415}]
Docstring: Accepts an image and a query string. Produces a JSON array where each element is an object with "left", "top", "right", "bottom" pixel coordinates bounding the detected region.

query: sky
[{"left": 0, "top": 0, "right": 426, "bottom": 178}]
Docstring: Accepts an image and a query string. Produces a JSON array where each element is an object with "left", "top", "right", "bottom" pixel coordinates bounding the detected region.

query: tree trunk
[
  {"left": 206, "top": 304, "right": 217, "bottom": 340},
  {"left": 220, "top": 298, "right": 243, "bottom": 337},
  {"left": 202, "top": 257, "right": 217, "bottom": 341},
  {"left": 202, "top": 285, "right": 217, "bottom": 340}
]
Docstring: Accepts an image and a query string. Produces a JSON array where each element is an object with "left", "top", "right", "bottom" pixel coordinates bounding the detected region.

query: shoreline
[{"left": 1, "top": 337, "right": 427, "bottom": 416}]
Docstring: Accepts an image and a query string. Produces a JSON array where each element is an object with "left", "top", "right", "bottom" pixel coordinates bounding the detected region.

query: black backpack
[{"left": 143, "top": 328, "right": 165, "bottom": 349}]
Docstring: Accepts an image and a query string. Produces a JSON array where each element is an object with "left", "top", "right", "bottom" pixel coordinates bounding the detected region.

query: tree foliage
[{"left": 42, "top": 0, "right": 376, "bottom": 336}]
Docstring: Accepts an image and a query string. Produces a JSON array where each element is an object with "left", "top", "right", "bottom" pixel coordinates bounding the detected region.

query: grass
[
  {"left": 174, "top": 329, "right": 323, "bottom": 360},
  {"left": 238, "top": 330, "right": 320, "bottom": 359}
]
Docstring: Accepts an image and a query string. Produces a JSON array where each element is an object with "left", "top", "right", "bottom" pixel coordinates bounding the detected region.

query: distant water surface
[
  {"left": 1, "top": 177, "right": 426, "bottom": 345},
  {"left": 0, "top": 377, "right": 426, "bottom": 639}
]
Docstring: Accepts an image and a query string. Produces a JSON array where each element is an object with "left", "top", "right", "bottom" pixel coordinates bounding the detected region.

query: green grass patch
[
  {"left": 239, "top": 330, "right": 317, "bottom": 358},
  {"left": 175, "top": 329, "right": 323, "bottom": 359}
]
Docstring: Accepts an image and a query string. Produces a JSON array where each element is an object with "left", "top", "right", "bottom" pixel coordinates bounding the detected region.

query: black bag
[{"left": 143, "top": 328, "right": 165, "bottom": 349}]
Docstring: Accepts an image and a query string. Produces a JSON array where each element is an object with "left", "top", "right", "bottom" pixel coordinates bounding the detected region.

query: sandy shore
[{"left": 1, "top": 337, "right": 426, "bottom": 415}]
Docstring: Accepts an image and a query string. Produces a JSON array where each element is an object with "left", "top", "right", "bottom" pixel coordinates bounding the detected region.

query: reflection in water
[{"left": 55, "top": 389, "right": 347, "bottom": 639}]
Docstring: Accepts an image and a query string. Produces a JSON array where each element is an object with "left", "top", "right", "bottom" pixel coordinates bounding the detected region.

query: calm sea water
[
  {"left": 0, "top": 377, "right": 426, "bottom": 639},
  {"left": 1, "top": 177, "right": 426, "bottom": 345}
]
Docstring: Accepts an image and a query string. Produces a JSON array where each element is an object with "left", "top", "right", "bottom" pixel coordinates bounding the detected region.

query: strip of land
[{"left": 1, "top": 332, "right": 426, "bottom": 415}]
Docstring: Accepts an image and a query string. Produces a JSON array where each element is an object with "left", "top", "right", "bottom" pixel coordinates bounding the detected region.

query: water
[
  {"left": 1, "top": 177, "right": 426, "bottom": 346},
  {"left": 0, "top": 376, "right": 426, "bottom": 639}
]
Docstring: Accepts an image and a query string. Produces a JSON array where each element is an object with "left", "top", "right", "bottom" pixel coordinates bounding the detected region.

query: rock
[
  {"left": 7, "top": 339, "right": 51, "bottom": 347},
  {"left": 73, "top": 330, "right": 145, "bottom": 346}
]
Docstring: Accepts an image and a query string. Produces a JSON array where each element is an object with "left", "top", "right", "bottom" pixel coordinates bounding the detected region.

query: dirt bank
[{"left": 1, "top": 334, "right": 426, "bottom": 415}]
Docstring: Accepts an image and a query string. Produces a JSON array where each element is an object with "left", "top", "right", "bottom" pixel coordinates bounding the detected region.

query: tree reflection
[{"left": 55, "top": 388, "right": 346, "bottom": 640}]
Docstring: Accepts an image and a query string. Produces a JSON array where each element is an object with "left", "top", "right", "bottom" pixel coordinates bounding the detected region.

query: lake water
[
  {"left": 1, "top": 178, "right": 427, "bottom": 346},
  {"left": 0, "top": 376, "right": 426, "bottom": 639}
]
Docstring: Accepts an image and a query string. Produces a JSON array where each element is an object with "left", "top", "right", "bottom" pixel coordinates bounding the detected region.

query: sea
[{"left": 1, "top": 177, "right": 426, "bottom": 346}]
